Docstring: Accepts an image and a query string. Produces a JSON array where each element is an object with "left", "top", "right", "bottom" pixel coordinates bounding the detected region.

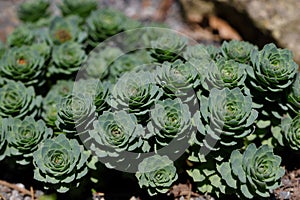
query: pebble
[
  {"left": 279, "top": 191, "right": 291, "bottom": 199},
  {"left": 10, "top": 190, "right": 22, "bottom": 200},
  {"left": 0, "top": 182, "right": 44, "bottom": 200}
]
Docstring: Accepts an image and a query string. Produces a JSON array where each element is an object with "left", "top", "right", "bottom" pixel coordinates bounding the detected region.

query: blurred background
[{"left": 1, "top": 0, "right": 300, "bottom": 65}]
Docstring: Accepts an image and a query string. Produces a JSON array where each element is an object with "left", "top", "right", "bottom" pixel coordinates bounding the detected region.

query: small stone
[
  {"left": 279, "top": 191, "right": 291, "bottom": 199},
  {"left": 35, "top": 190, "right": 44, "bottom": 197},
  {"left": 15, "top": 183, "right": 25, "bottom": 189},
  {"left": 0, "top": 185, "right": 11, "bottom": 193},
  {"left": 24, "top": 196, "right": 31, "bottom": 200},
  {"left": 194, "top": 197, "right": 206, "bottom": 200},
  {"left": 10, "top": 190, "right": 21, "bottom": 200}
]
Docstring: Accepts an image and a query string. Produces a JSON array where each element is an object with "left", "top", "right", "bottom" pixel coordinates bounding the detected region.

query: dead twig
[
  {"left": 30, "top": 186, "right": 34, "bottom": 200},
  {"left": 0, "top": 180, "right": 34, "bottom": 198},
  {"left": 0, "top": 193, "right": 7, "bottom": 200},
  {"left": 186, "top": 182, "right": 192, "bottom": 200}
]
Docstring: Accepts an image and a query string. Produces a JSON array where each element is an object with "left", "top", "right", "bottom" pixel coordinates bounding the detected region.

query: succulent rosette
[
  {"left": 17, "top": 0, "right": 51, "bottom": 23},
  {"left": 73, "top": 78, "right": 111, "bottom": 114},
  {"left": 147, "top": 98, "right": 193, "bottom": 149},
  {"left": 221, "top": 40, "right": 257, "bottom": 64},
  {"left": 203, "top": 58, "right": 249, "bottom": 91},
  {"left": 84, "top": 46, "right": 123, "bottom": 80},
  {"left": 55, "top": 93, "right": 97, "bottom": 136},
  {"left": 155, "top": 60, "right": 200, "bottom": 103},
  {"left": 48, "top": 16, "right": 87, "bottom": 45},
  {"left": 109, "top": 54, "right": 143, "bottom": 82},
  {"left": 0, "top": 45, "right": 46, "bottom": 86},
  {"left": 248, "top": 43, "right": 298, "bottom": 94},
  {"left": 281, "top": 114, "right": 300, "bottom": 150},
  {"left": 205, "top": 44, "right": 222, "bottom": 61},
  {"left": 33, "top": 134, "right": 90, "bottom": 193},
  {"left": 136, "top": 154, "right": 178, "bottom": 196},
  {"left": 30, "top": 42, "right": 52, "bottom": 61},
  {"left": 42, "top": 103, "right": 58, "bottom": 129},
  {"left": 93, "top": 82, "right": 111, "bottom": 113},
  {"left": 0, "top": 80, "right": 41, "bottom": 119},
  {"left": 42, "top": 80, "right": 73, "bottom": 128},
  {"left": 183, "top": 44, "right": 211, "bottom": 60},
  {"left": 5, "top": 116, "right": 53, "bottom": 165},
  {"left": 219, "top": 144, "right": 285, "bottom": 198},
  {"left": 141, "top": 25, "right": 169, "bottom": 47},
  {"left": 88, "top": 110, "right": 148, "bottom": 169},
  {"left": 49, "top": 41, "right": 87, "bottom": 76},
  {"left": 193, "top": 87, "right": 258, "bottom": 148},
  {"left": 7, "top": 25, "right": 35, "bottom": 47},
  {"left": 59, "top": 0, "right": 97, "bottom": 18},
  {"left": 109, "top": 71, "right": 163, "bottom": 121},
  {"left": 86, "top": 9, "right": 125, "bottom": 46},
  {"left": 150, "top": 32, "right": 187, "bottom": 62}
]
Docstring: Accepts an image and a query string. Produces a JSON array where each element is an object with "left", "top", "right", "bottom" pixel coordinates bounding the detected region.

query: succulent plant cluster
[{"left": 0, "top": 0, "right": 299, "bottom": 199}]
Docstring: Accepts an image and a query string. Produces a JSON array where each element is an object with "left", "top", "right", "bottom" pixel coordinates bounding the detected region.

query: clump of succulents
[
  {"left": 189, "top": 87, "right": 258, "bottom": 195},
  {"left": 1, "top": 2, "right": 299, "bottom": 198}
]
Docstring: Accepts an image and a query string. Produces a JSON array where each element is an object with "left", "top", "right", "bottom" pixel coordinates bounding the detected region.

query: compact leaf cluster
[{"left": 0, "top": 0, "right": 299, "bottom": 199}]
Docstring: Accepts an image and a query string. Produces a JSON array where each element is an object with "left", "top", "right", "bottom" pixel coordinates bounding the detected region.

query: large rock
[{"left": 180, "top": 0, "right": 300, "bottom": 65}]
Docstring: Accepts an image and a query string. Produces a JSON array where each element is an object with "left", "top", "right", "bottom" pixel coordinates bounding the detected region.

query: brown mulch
[{"left": 274, "top": 169, "right": 300, "bottom": 200}]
